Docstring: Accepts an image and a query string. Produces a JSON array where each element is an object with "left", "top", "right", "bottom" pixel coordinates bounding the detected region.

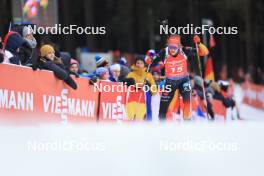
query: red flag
[
  {"left": 209, "top": 34, "right": 216, "bottom": 48},
  {"left": 204, "top": 56, "right": 215, "bottom": 81}
]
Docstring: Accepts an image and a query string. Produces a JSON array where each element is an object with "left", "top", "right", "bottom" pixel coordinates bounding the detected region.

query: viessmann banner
[
  {"left": 242, "top": 82, "right": 264, "bottom": 110},
  {"left": 97, "top": 81, "right": 127, "bottom": 121},
  {"left": 0, "top": 64, "right": 234, "bottom": 123},
  {"left": 0, "top": 64, "right": 99, "bottom": 124}
]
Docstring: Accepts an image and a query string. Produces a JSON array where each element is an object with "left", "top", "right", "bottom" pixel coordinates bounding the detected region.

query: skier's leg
[
  {"left": 207, "top": 99, "right": 215, "bottom": 120},
  {"left": 159, "top": 79, "right": 177, "bottom": 120},
  {"left": 180, "top": 80, "right": 192, "bottom": 120},
  {"left": 167, "top": 89, "right": 180, "bottom": 120}
]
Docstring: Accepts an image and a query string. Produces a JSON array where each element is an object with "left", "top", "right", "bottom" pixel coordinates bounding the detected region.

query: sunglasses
[{"left": 168, "top": 45, "right": 179, "bottom": 50}]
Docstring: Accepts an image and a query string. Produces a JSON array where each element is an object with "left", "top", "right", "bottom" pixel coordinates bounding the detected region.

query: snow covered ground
[
  {"left": 0, "top": 105, "right": 263, "bottom": 176},
  {"left": 240, "top": 103, "right": 264, "bottom": 120},
  {"left": 0, "top": 84, "right": 263, "bottom": 176}
]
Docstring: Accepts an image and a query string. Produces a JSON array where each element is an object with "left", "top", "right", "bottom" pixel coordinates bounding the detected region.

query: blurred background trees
[{"left": 0, "top": 0, "right": 263, "bottom": 82}]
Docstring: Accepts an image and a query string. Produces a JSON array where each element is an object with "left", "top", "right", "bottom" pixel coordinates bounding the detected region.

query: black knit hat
[
  {"left": 134, "top": 54, "right": 145, "bottom": 64},
  {"left": 4, "top": 31, "right": 27, "bottom": 55}
]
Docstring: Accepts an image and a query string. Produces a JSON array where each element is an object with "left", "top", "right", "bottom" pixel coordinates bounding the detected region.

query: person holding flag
[
  {"left": 126, "top": 55, "right": 158, "bottom": 120},
  {"left": 147, "top": 35, "right": 209, "bottom": 120}
]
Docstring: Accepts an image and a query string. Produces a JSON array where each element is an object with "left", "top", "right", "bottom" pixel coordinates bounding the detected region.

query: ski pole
[{"left": 194, "top": 41, "right": 209, "bottom": 119}]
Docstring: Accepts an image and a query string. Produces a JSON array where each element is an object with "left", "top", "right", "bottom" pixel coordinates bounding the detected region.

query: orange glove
[{"left": 193, "top": 35, "right": 201, "bottom": 43}]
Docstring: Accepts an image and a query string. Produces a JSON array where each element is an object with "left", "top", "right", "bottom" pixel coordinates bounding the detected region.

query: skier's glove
[
  {"left": 193, "top": 35, "right": 209, "bottom": 56},
  {"left": 193, "top": 35, "right": 201, "bottom": 43}
]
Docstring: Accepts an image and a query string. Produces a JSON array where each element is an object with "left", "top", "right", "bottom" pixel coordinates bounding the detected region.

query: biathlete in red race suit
[{"left": 147, "top": 35, "right": 209, "bottom": 120}]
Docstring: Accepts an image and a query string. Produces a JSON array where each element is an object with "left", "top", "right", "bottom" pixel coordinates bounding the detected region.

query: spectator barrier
[
  {"left": 97, "top": 81, "right": 127, "bottom": 121},
  {"left": 0, "top": 64, "right": 99, "bottom": 124},
  {"left": 242, "top": 81, "right": 264, "bottom": 110},
  {"left": 0, "top": 63, "right": 228, "bottom": 123}
]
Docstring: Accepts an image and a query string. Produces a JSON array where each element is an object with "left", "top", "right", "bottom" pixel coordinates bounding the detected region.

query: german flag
[{"left": 204, "top": 56, "right": 215, "bottom": 81}]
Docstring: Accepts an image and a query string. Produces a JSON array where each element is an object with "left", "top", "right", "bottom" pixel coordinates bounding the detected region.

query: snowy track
[
  {"left": 0, "top": 84, "right": 263, "bottom": 176},
  {"left": 0, "top": 110, "right": 263, "bottom": 176}
]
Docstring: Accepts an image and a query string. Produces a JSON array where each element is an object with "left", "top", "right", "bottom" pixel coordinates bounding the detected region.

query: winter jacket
[
  {"left": 127, "top": 65, "right": 157, "bottom": 95},
  {"left": 3, "top": 31, "right": 27, "bottom": 65},
  {"left": 60, "top": 52, "right": 71, "bottom": 70},
  {"left": 119, "top": 64, "right": 130, "bottom": 79},
  {"left": 0, "top": 51, "right": 3, "bottom": 63},
  {"left": 213, "top": 92, "right": 235, "bottom": 108},
  {"left": 109, "top": 75, "right": 118, "bottom": 82},
  {"left": 39, "top": 56, "right": 77, "bottom": 89}
]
